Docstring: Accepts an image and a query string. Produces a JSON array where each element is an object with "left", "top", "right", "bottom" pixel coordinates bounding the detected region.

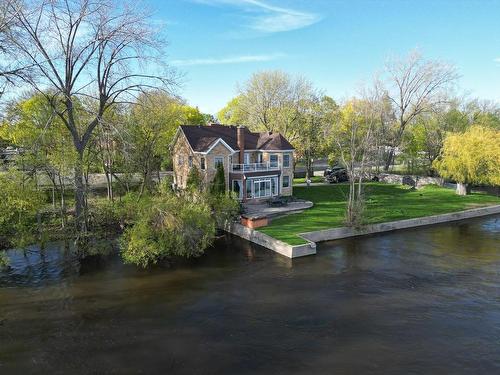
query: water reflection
[{"left": 1, "top": 216, "right": 500, "bottom": 374}]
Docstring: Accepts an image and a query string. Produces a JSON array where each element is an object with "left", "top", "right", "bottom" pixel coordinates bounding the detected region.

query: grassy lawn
[
  {"left": 259, "top": 183, "right": 500, "bottom": 245},
  {"left": 293, "top": 176, "right": 324, "bottom": 184}
]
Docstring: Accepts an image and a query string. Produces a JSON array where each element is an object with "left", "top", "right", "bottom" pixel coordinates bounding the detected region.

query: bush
[
  {"left": 186, "top": 167, "right": 203, "bottom": 191},
  {"left": 120, "top": 191, "right": 216, "bottom": 267},
  {"left": 208, "top": 192, "right": 240, "bottom": 228}
]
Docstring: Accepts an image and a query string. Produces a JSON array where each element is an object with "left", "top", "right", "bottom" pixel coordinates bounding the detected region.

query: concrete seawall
[
  {"left": 226, "top": 223, "right": 316, "bottom": 258},
  {"left": 226, "top": 205, "right": 500, "bottom": 259},
  {"left": 300, "top": 205, "right": 500, "bottom": 243}
]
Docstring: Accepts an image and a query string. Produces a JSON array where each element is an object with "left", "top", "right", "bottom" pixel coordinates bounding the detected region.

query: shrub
[
  {"left": 186, "top": 167, "right": 203, "bottom": 191},
  {"left": 120, "top": 191, "right": 215, "bottom": 267},
  {"left": 208, "top": 192, "right": 240, "bottom": 228}
]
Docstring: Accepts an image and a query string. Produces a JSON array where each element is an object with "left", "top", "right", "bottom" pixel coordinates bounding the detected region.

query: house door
[{"left": 232, "top": 180, "right": 243, "bottom": 199}]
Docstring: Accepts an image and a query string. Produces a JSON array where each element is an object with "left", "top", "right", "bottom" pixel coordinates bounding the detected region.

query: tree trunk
[
  {"left": 58, "top": 174, "right": 67, "bottom": 229},
  {"left": 384, "top": 148, "right": 395, "bottom": 171},
  {"left": 74, "top": 151, "right": 87, "bottom": 233},
  {"left": 456, "top": 182, "right": 471, "bottom": 196}
]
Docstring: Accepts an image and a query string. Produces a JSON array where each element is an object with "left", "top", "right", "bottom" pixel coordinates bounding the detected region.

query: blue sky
[{"left": 151, "top": 0, "right": 500, "bottom": 114}]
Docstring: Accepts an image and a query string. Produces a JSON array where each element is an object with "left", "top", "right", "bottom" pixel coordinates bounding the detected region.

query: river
[{"left": 1, "top": 216, "right": 500, "bottom": 374}]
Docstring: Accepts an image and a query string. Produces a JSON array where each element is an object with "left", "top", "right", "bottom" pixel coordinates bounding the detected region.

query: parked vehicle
[{"left": 324, "top": 166, "right": 348, "bottom": 183}]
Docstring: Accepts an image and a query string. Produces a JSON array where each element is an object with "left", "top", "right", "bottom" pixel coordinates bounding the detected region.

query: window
[
  {"left": 282, "top": 175, "right": 290, "bottom": 188},
  {"left": 214, "top": 156, "right": 224, "bottom": 169},
  {"left": 188, "top": 156, "right": 193, "bottom": 167},
  {"left": 244, "top": 152, "right": 250, "bottom": 165},
  {"left": 232, "top": 180, "right": 243, "bottom": 199},
  {"left": 246, "top": 179, "right": 253, "bottom": 198},
  {"left": 269, "top": 154, "right": 278, "bottom": 168},
  {"left": 283, "top": 154, "right": 290, "bottom": 168},
  {"left": 271, "top": 178, "right": 278, "bottom": 195},
  {"left": 200, "top": 157, "right": 206, "bottom": 170},
  {"left": 257, "top": 153, "right": 263, "bottom": 163},
  {"left": 178, "top": 156, "right": 184, "bottom": 166}
]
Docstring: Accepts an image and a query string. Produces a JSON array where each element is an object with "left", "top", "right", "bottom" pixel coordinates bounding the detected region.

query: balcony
[{"left": 231, "top": 162, "right": 280, "bottom": 173}]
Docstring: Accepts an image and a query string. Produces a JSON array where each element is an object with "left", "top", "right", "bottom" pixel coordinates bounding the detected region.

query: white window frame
[
  {"left": 232, "top": 179, "right": 243, "bottom": 200},
  {"left": 214, "top": 155, "right": 224, "bottom": 169},
  {"left": 246, "top": 176, "right": 279, "bottom": 199},
  {"left": 244, "top": 152, "right": 250, "bottom": 165},
  {"left": 283, "top": 153, "right": 291, "bottom": 168},
  {"left": 269, "top": 154, "right": 279, "bottom": 168},
  {"left": 200, "top": 157, "right": 206, "bottom": 170},
  {"left": 178, "top": 155, "right": 184, "bottom": 166},
  {"left": 282, "top": 175, "right": 290, "bottom": 188}
]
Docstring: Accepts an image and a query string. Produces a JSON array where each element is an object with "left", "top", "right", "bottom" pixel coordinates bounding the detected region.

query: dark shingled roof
[{"left": 179, "top": 125, "right": 294, "bottom": 152}]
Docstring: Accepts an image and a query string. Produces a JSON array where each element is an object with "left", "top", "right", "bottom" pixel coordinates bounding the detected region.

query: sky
[{"left": 150, "top": 0, "right": 500, "bottom": 114}]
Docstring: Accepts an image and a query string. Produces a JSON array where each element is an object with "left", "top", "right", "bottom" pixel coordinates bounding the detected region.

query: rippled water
[{"left": 1, "top": 216, "right": 500, "bottom": 374}]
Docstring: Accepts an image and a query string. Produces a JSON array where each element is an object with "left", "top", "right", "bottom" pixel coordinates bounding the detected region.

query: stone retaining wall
[
  {"left": 377, "top": 173, "right": 443, "bottom": 189},
  {"left": 226, "top": 223, "right": 316, "bottom": 258},
  {"left": 300, "top": 205, "right": 500, "bottom": 243}
]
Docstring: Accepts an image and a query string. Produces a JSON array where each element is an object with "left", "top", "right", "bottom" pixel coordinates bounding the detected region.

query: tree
[
  {"left": 296, "top": 95, "right": 338, "bottom": 183},
  {"left": 0, "top": 93, "right": 76, "bottom": 228},
  {"left": 0, "top": 0, "right": 23, "bottom": 98},
  {"left": 217, "top": 96, "right": 246, "bottom": 124},
  {"left": 6, "top": 0, "right": 176, "bottom": 233},
  {"left": 127, "top": 92, "right": 197, "bottom": 194},
  {"left": 224, "top": 70, "right": 315, "bottom": 145},
  {"left": 0, "top": 169, "right": 44, "bottom": 248},
  {"left": 433, "top": 126, "right": 500, "bottom": 195},
  {"left": 382, "top": 51, "right": 459, "bottom": 170},
  {"left": 210, "top": 163, "right": 226, "bottom": 195},
  {"left": 327, "top": 95, "right": 378, "bottom": 227}
]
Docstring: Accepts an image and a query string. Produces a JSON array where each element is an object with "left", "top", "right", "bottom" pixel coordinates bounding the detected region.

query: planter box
[{"left": 241, "top": 215, "right": 268, "bottom": 228}]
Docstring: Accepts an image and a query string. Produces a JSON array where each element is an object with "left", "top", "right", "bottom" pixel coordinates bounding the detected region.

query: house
[{"left": 172, "top": 124, "right": 294, "bottom": 202}]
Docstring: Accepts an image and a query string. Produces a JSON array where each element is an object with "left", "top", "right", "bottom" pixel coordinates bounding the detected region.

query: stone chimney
[{"left": 237, "top": 125, "right": 245, "bottom": 164}]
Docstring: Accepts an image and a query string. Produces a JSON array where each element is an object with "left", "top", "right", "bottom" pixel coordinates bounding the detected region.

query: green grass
[
  {"left": 259, "top": 183, "right": 500, "bottom": 245},
  {"left": 293, "top": 176, "right": 324, "bottom": 184}
]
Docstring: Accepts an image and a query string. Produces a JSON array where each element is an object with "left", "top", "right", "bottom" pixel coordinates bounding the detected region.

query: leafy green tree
[
  {"left": 434, "top": 126, "right": 500, "bottom": 195},
  {"left": 0, "top": 93, "right": 76, "bottom": 227},
  {"left": 0, "top": 169, "right": 44, "bottom": 248},
  {"left": 217, "top": 96, "right": 246, "bottom": 124}
]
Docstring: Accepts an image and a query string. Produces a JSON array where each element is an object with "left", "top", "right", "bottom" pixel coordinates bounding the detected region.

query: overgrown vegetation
[{"left": 120, "top": 182, "right": 239, "bottom": 267}]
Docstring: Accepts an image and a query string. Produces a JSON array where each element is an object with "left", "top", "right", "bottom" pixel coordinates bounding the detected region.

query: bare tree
[
  {"left": 0, "top": 0, "right": 24, "bottom": 98},
  {"left": 382, "top": 50, "right": 459, "bottom": 170},
  {"left": 6, "top": 0, "right": 176, "bottom": 233}
]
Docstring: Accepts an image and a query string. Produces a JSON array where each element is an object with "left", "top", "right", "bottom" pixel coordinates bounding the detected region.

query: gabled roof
[{"left": 179, "top": 124, "right": 294, "bottom": 153}]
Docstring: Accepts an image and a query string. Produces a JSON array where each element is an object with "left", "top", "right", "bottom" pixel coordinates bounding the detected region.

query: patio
[{"left": 242, "top": 199, "right": 313, "bottom": 220}]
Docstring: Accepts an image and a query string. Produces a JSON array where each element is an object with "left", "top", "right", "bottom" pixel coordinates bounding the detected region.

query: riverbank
[{"left": 259, "top": 183, "right": 500, "bottom": 245}]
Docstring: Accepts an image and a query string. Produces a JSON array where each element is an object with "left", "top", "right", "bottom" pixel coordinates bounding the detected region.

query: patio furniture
[{"left": 267, "top": 196, "right": 288, "bottom": 207}]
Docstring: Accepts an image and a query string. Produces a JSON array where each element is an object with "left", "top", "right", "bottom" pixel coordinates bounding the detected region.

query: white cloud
[
  {"left": 191, "top": 0, "right": 321, "bottom": 33},
  {"left": 171, "top": 53, "right": 286, "bottom": 66},
  {"left": 494, "top": 58, "right": 500, "bottom": 64}
]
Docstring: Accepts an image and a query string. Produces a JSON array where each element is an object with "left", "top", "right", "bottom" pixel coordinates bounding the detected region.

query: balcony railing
[{"left": 231, "top": 162, "right": 280, "bottom": 173}]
